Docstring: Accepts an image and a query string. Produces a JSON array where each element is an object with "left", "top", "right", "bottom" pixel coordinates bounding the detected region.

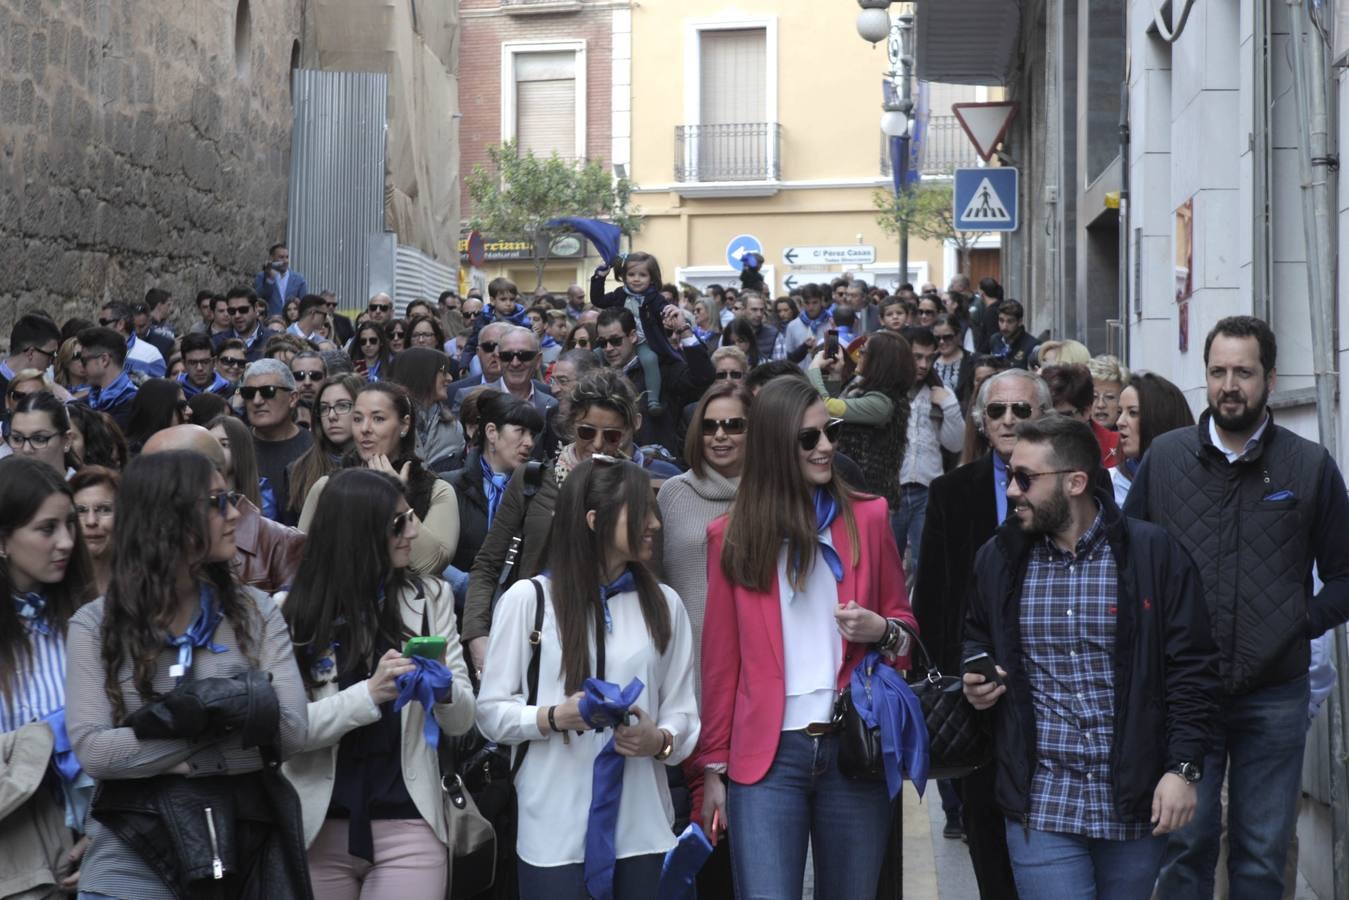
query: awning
[{"left": 914, "top": 0, "right": 1022, "bottom": 86}]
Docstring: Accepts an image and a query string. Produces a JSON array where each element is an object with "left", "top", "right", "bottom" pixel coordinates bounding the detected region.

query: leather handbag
[
  {"left": 442, "top": 770, "right": 496, "bottom": 899},
  {"left": 897, "top": 621, "right": 991, "bottom": 779},
  {"left": 835, "top": 669, "right": 884, "bottom": 782}
]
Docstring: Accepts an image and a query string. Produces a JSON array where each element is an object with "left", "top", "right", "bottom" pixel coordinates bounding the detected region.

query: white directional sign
[{"left": 781, "top": 245, "right": 876, "bottom": 266}]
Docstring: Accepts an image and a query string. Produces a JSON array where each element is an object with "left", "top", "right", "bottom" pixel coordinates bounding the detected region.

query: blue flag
[{"left": 547, "top": 217, "right": 622, "bottom": 265}]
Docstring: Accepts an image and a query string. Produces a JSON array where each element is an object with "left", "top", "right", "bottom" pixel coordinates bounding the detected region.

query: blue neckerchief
[
  {"left": 579, "top": 676, "right": 646, "bottom": 900},
  {"left": 658, "top": 824, "right": 715, "bottom": 900},
  {"left": 365, "top": 359, "right": 381, "bottom": 382},
  {"left": 599, "top": 568, "right": 637, "bottom": 634},
  {"left": 164, "top": 584, "right": 228, "bottom": 680},
  {"left": 623, "top": 285, "right": 661, "bottom": 305},
  {"left": 178, "top": 371, "right": 230, "bottom": 399},
  {"left": 813, "top": 488, "right": 845, "bottom": 583},
  {"left": 259, "top": 477, "right": 278, "bottom": 521},
  {"left": 13, "top": 591, "right": 49, "bottom": 636},
  {"left": 89, "top": 370, "right": 136, "bottom": 412},
  {"left": 798, "top": 306, "right": 832, "bottom": 332},
  {"left": 393, "top": 656, "right": 454, "bottom": 747},
  {"left": 480, "top": 456, "right": 511, "bottom": 525},
  {"left": 693, "top": 326, "right": 715, "bottom": 343},
  {"left": 992, "top": 453, "right": 1010, "bottom": 523},
  {"left": 542, "top": 334, "right": 560, "bottom": 350},
  {"left": 486, "top": 302, "right": 530, "bottom": 327},
  {"left": 850, "top": 651, "right": 928, "bottom": 800}
]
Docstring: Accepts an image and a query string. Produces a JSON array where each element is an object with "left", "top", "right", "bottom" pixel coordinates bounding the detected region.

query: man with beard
[
  {"left": 963, "top": 414, "right": 1219, "bottom": 899},
  {"left": 1125, "top": 315, "right": 1349, "bottom": 898},
  {"left": 914, "top": 367, "right": 1052, "bottom": 897}
]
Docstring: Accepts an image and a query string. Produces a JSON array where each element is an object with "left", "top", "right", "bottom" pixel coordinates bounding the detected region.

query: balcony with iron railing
[
  {"left": 882, "top": 114, "right": 984, "bottom": 177},
  {"left": 674, "top": 123, "right": 781, "bottom": 196}
]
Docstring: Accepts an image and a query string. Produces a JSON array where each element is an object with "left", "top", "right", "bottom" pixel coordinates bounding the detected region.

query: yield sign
[{"left": 951, "top": 101, "right": 1020, "bottom": 162}]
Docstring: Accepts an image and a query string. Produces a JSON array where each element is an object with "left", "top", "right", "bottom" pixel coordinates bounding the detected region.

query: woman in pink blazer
[{"left": 696, "top": 376, "right": 917, "bottom": 900}]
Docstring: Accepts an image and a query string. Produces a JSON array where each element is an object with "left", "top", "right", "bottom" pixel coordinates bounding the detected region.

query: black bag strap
[
  {"left": 510, "top": 577, "right": 546, "bottom": 778},
  {"left": 595, "top": 604, "right": 606, "bottom": 683},
  {"left": 494, "top": 461, "right": 547, "bottom": 592},
  {"left": 894, "top": 619, "right": 943, "bottom": 678}
]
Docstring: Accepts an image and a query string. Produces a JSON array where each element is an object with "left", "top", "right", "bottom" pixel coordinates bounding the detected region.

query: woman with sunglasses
[
  {"left": 442, "top": 392, "right": 544, "bottom": 599},
  {"left": 807, "top": 330, "right": 915, "bottom": 509},
  {"left": 931, "top": 312, "right": 975, "bottom": 410},
  {"left": 462, "top": 369, "right": 669, "bottom": 675},
  {"left": 299, "top": 382, "right": 459, "bottom": 576},
  {"left": 696, "top": 376, "right": 916, "bottom": 900},
  {"left": 384, "top": 318, "right": 409, "bottom": 355},
  {"left": 215, "top": 338, "right": 249, "bottom": 388},
  {"left": 6, "top": 391, "right": 77, "bottom": 476},
  {"left": 477, "top": 457, "right": 698, "bottom": 899},
  {"left": 563, "top": 322, "right": 597, "bottom": 354},
  {"left": 56, "top": 337, "right": 86, "bottom": 394},
  {"left": 0, "top": 457, "right": 98, "bottom": 897},
  {"left": 123, "top": 378, "right": 191, "bottom": 456},
  {"left": 280, "top": 468, "right": 475, "bottom": 898},
  {"left": 71, "top": 465, "right": 119, "bottom": 597},
  {"left": 352, "top": 322, "right": 393, "bottom": 381},
  {"left": 63, "top": 450, "right": 310, "bottom": 899},
  {"left": 287, "top": 373, "right": 367, "bottom": 521},
  {"left": 207, "top": 413, "right": 279, "bottom": 520},
  {"left": 389, "top": 347, "right": 466, "bottom": 473},
  {"left": 538, "top": 350, "right": 599, "bottom": 461},
  {"left": 710, "top": 346, "right": 749, "bottom": 382}
]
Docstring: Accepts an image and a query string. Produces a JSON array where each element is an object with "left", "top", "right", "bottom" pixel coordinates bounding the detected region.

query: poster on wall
[{"left": 1175, "top": 198, "right": 1193, "bottom": 352}]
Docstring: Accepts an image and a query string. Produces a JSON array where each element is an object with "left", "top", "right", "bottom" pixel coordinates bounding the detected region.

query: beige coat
[
  {"left": 0, "top": 722, "right": 71, "bottom": 899},
  {"left": 278, "top": 577, "right": 476, "bottom": 848}
]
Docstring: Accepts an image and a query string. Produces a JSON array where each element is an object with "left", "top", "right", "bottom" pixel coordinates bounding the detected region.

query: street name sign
[
  {"left": 781, "top": 245, "right": 876, "bottom": 266},
  {"left": 954, "top": 167, "right": 1019, "bottom": 232}
]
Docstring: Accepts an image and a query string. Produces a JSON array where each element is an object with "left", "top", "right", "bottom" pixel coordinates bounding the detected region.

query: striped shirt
[
  {"left": 0, "top": 597, "right": 66, "bottom": 733},
  {"left": 1020, "top": 508, "right": 1150, "bottom": 840}
]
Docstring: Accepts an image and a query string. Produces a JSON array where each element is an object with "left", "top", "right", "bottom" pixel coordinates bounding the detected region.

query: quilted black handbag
[{"left": 897, "top": 621, "right": 991, "bottom": 779}]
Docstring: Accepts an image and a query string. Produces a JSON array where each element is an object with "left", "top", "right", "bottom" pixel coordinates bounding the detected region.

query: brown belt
[{"left": 802, "top": 721, "right": 839, "bottom": 737}]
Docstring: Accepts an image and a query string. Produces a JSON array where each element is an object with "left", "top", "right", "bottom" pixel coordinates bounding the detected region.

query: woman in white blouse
[{"left": 476, "top": 457, "right": 699, "bottom": 899}]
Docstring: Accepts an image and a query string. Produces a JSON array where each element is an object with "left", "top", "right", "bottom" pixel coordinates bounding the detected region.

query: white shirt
[
  {"left": 476, "top": 576, "right": 700, "bottom": 867},
  {"left": 1109, "top": 466, "right": 1132, "bottom": 507},
  {"left": 1208, "top": 412, "right": 1270, "bottom": 464},
  {"left": 778, "top": 539, "right": 843, "bottom": 730}
]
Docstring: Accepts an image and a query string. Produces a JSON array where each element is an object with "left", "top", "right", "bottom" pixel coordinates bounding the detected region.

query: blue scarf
[
  {"left": 542, "top": 334, "right": 560, "bottom": 350},
  {"left": 849, "top": 651, "right": 928, "bottom": 800},
  {"left": 658, "top": 824, "right": 715, "bottom": 900},
  {"left": 165, "top": 585, "right": 228, "bottom": 680},
  {"left": 797, "top": 305, "right": 834, "bottom": 332},
  {"left": 813, "top": 488, "right": 845, "bottom": 583},
  {"left": 89, "top": 370, "right": 137, "bottom": 413},
  {"left": 14, "top": 591, "right": 49, "bottom": 636},
  {"left": 599, "top": 568, "right": 637, "bottom": 634},
  {"left": 178, "top": 371, "right": 230, "bottom": 399},
  {"left": 486, "top": 302, "right": 530, "bottom": 328},
  {"left": 579, "top": 676, "right": 646, "bottom": 900},
  {"left": 480, "top": 456, "right": 511, "bottom": 525},
  {"left": 365, "top": 359, "right": 381, "bottom": 382},
  {"left": 393, "top": 656, "right": 455, "bottom": 748}
]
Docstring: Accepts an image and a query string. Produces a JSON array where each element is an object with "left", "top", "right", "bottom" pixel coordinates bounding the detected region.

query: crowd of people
[{"left": 1, "top": 245, "right": 1345, "bottom": 900}]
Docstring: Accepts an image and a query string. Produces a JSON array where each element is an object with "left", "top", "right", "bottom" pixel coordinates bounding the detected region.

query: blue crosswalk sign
[
  {"left": 726, "top": 234, "right": 763, "bottom": 271},
  {"left": 954, "top": 168, "right": 1018, "bottom": 232}
]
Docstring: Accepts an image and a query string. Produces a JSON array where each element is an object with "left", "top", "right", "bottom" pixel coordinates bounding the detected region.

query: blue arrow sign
[
  {"left": 726, "top": 234, "right": 763, "bottom": 271},
  {"left": 953, "top": 167, "right": 1019, "bottom": 232}
]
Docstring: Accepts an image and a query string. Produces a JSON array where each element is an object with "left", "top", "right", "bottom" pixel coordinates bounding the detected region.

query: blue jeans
[
  {"left": 1004, "top": 821, "right": 1167, "bottom": 900},
  {"left": 517, "top": 852, "right": 664, "bottom": 900},
  {"left": 889, "top": 484, "right": 928, "bottom": 581},
  {"left": 1155, "top": 674, "right": 1309, "bottom": 899},
  {"left": 727, "top": 731, "right": 892, "bottom": 900}
]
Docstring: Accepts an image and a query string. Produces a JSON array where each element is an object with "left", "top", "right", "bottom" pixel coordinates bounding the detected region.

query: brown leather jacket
[{"left": 231, "top": 498, "right": 305, "bottom": 593}]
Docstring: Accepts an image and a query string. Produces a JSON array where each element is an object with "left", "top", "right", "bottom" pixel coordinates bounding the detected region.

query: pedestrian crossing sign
[{"left": 953, "top": 167, "right": 1019, "bottom": 232}]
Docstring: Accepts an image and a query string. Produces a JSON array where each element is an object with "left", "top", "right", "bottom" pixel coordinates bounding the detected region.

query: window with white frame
[
  {"left": 502, "top": 42, "right": 586, "bottom": 160},
  {"left": 678, "top": 18, "right": 778, "bottom": 184}
]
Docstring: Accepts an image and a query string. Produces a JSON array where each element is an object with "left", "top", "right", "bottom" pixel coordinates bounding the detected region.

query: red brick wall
[{"left": 459, "top": 2, "right": 614, "bottom": 219}]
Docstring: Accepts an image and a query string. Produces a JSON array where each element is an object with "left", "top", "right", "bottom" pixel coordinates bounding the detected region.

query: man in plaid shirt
[{"left": 963, "top": 415, "right": 1220, "bottom": 899}]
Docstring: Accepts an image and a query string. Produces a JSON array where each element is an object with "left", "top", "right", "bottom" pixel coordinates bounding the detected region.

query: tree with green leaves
[
  {"left": 873, "top": 181, "right": 988, "bottom": 281},
  {"left": 466, "top": 141, "right": 643, "bottom": 290}
]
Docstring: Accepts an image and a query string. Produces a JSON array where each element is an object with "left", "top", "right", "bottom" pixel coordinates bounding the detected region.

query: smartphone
[
  {"left": 403, "top": 635, "right": 447, "bottom": 660},
  {"left": 962, "top": 651, "right": 1004, "bottom": 687},
  {"left": 823, "top": 329, "right": 840, "bottom": 357}
]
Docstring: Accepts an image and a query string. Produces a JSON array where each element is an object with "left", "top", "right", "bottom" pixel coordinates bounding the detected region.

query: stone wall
[{"left": 0, "top": 0, "right": 303, "bottom": 341}]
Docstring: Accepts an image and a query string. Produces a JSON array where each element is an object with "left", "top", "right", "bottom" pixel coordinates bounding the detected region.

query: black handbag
[{"left": 835, "top": 623, "right": 990, "bottom": 783}]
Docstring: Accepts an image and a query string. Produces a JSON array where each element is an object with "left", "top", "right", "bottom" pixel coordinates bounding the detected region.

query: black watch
[{"left": 1171, "top": 762, "right": 1201, "bottom": 783}]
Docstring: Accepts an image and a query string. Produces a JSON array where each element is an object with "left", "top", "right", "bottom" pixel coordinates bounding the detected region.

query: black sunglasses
[
  {"left": 227, "top": 305, "right": 254, "bottom": 316},
  {"left": 391, "top": 509, "right": 415, "bottom": 536},
  {"left": 797, "top": 418, "right": 843, "bottom": 452},
  {"left": 984, "top": 401, "right": 1034, "bottom": 421},
  {"left": 1010, "top": 469, "right": 1077, "bottom": 493},
  {"left": 97, "top": 317, "right": 120, "bottom": 327},
  {"left": 24, "top": 346, "right": 56, "bottom": 360},
  {"left": 205, "top": 490, "right": 243, "bottom": 515},
  {"left": 597, "top": 335, "right": 627, "bottom": 349},
  {"left": 218, "top": 356, "right": 246, "bottom": 369},
  {"left": 935, "top": 332, "right": 956, "bottom": 343},
  {"left": 369, "top": 303, "right": 392, "bottom": 312},
  {"left": 291, "top": 370, "right": 325, "bottom": 382},
  {"left": 240, "top": 385, "right": 293, "bottom": 401},
  {"left": 714, "top": 370, "right": 744, "bottom": 380},
  {"left": 575, "top": 423, "right": 625, "bottom": 446},
  {"left": 359, "top": 337, "right": 381, "bottom": 347},
  {"left": 498, "top": 350, "right": 538, "bottom": 364},
  {"left": 703, "top": 417, "right": 748, "bottom": 436}
]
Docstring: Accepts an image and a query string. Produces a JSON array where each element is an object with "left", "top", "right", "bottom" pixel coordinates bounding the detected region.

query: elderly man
[
  {"left": 491, "top": 326, "right": 557, "bottom": 419},
  {"left": 242, "top": 359, "right": 312, "bottom": 524},
  {"left": 448, "top": 321, "right": 509, "bottom": 414},
  {"left": 915, "top": 367, "right": 1053, "bottom": 899},
  {"left": 142, "top": 424, "right": 305, "bottom": 593}
]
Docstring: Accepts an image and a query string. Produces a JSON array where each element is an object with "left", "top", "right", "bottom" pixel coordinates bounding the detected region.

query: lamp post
[{"left": 861, "top": 3, "right": 916, "bottom": 292}]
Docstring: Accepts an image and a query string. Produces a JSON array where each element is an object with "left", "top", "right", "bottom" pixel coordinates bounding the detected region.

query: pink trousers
[{"left": 308, "top": 818, "right": 448, "bottom": 900}]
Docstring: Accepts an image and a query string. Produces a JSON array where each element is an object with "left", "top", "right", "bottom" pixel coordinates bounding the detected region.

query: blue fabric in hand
[
  {"left": 578, "top": 676, "right": 646, "bottom": 900},
  {"left": 394, "top": 656, "right": 455, "bottom": 748},
  {"left": 658, "top": 823, "right": 714, "bottom": 900},
  {"left": 850, "top": 651, "right": 929, "bottom": 800}
]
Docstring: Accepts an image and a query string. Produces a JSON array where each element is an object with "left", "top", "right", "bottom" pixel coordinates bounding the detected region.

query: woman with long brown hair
[
  {"left": 286, "top": 373, "right": 366, "bottom": 521},
  {"left": 696, "top": 376, "right": 917, "bottom": 899},
  {"left": 63, "top": 450, "right": 309, "bottom": 898},
  {"left": 477, "top": 457, "right": 698, "bottom": 898}
]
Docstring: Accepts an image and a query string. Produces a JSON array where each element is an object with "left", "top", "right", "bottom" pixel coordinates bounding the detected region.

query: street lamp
[{"left": 860, "top": 3, "right": 916, "bottom": 292}]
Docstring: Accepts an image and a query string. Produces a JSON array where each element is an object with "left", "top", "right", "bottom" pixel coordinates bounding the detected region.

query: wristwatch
[
  {"left": 654, "top": 729, "right": 675, "bottom": 761},
  {"left": 1171, "top": 762, "right": 1201, "bottom": 783}
]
